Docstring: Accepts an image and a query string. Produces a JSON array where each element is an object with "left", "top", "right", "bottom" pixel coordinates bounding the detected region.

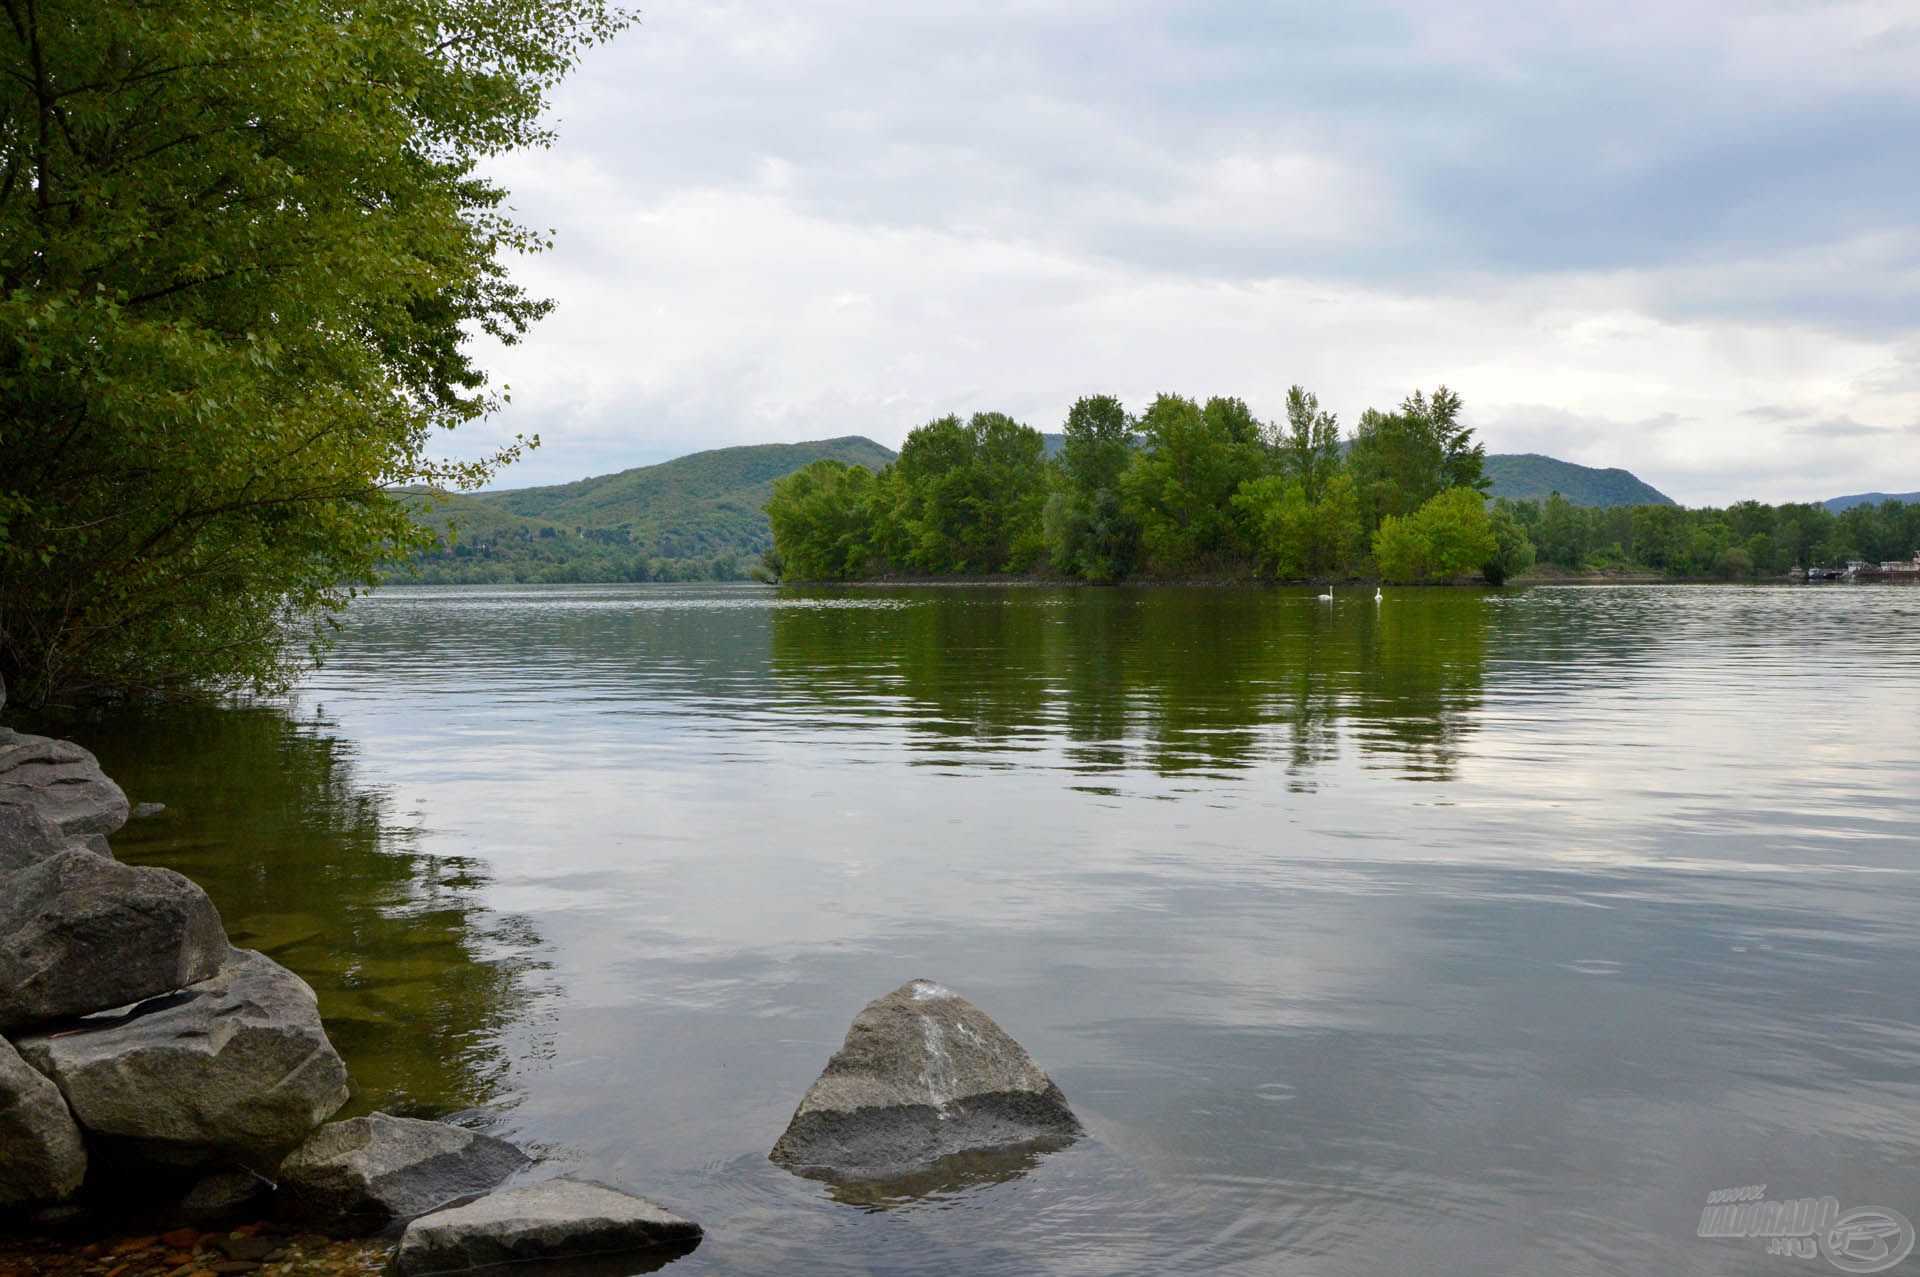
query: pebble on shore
[{"left": 0, "top": 1219, "right": 388, "bottom": 1277}]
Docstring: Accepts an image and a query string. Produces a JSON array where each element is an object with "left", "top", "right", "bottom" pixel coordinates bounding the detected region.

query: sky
[{"left": 457, "top": 0, "right": 1920, "bottom": 506}]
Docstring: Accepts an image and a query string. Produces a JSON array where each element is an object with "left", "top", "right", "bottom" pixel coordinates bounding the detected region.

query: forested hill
[
  {"left": 1825, "top": 490, "right": 1920, "bottom": 513},
  {"left": 399, "top": 437, "right": 896, "bottom": 583},
  {"left": 1482, "top": 454, "right": 1674, "bottom": 507}
]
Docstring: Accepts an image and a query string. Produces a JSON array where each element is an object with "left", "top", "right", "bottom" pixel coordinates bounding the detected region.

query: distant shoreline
[{"left": 762, "top": 570, "right": 1793, "bottom": 588}]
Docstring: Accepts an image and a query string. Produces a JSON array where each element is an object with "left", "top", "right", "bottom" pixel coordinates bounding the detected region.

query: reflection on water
[
  {"left": 32, "top": 705, "right": 551, "bottom": 1124},
  {"left": 768, "top": 587, "right": 1488, "bottom": 782},
  {"left": 797, "top": 1139, "right": 1077, "bottom": 1211},
  {"left": 19, "top": 583, "right": 1920, "bottom": 1275}
]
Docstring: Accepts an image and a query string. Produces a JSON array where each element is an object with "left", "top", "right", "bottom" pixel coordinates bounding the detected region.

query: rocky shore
[
  {"left": 3, "top": 678, "right": 1089, "bottom": 1270},
  {"left": 0, "top": 679, "right": 701, "bottom": 1273}
]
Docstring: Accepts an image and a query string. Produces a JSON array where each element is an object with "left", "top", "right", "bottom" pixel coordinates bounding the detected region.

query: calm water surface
[{"left": 46, "top": 583, "right": 1920, "bottom": 1275}]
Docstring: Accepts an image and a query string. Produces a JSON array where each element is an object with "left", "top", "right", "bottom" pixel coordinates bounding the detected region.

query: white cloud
[{"left": 444, "top": 0, "right": 1920, "bottom": 505}]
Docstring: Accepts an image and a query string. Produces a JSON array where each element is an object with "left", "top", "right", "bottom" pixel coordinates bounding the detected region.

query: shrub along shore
[{"left": 766, "top": 390, "right": 1918, "bottom": 587}]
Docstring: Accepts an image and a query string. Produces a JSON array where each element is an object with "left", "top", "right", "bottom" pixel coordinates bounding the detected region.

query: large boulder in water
[
  {"left": 390, "top": 1179, "right": 702, "bottom": 1275},
  {"left": 0, "top": 848, "right": 228, "bottom": 1031},
  {"left": 0, "top": 731, "right": 130, "bottom": 841},
  {"left": 770, "top": 979, "right": 1081, "bottom": 1185},
  {"left": 277, "top": 1112, "right": 531, "bottom": 1235},
  {"left": 0, "top": 1036, "right": 87, "bottom": 1206},
  {"left": 15, "top": 948, "right": 349, "bottom": 1164}
]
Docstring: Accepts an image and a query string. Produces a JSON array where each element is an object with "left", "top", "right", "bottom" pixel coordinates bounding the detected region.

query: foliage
[
  {"left": 1118, "top": 394, "right": 1270, "bottom": 571},
  {"left": 1235, "top": 473, "right": 1363, "bottom": 580},
  {"left": 1046, "top": 395, "right": 1141, "bottom": 581},
  {"left": 1348, "top": 386, "right": 1486, "bottom": 528},
  {"left": 1484, "top": 506, "right": 1537, "bottom": 586},
  {"left": 765, "top": 387, "right": 1536, "bottom": 586},
  {"left": 764, "top": 461, "right": 880, "bottom": 580},
  {"left": 0, "top": 0, "right": 628, "bottom": 703},
  {"left": 878, "top": 413, "right": 1049, "bottom": 573},
  {"left": 1497, "top": 493, "right": 1920, "bottom": 577},
  {"left": 400, "top": 437, "right": 892, "bottom": 583},
  {"left": 1278, "top": 385, "right": 1344, "bottom": 503},
  {"left": 1372, "top": 488, "right": 1501, "bottom": 584}
]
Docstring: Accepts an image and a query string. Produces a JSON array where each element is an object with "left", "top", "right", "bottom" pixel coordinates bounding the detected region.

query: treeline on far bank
[
  {"left": 768, "top": 389, "right": 1920, "bottom": 586},
  {"left": 1494, "top": 492, "right": 1920, "bottom": 578},
  {"left": 768, "top": 387, "right": 1533, "bottom": 585}
]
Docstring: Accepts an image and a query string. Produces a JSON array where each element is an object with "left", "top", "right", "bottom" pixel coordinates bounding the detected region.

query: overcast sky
[{"left": 457, "top": 0, "right": 1920, "bottom": 505}]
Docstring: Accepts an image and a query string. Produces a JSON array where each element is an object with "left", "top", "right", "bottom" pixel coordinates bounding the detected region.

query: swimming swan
[
  {"left": 1316, "top": 586, "right": 1334, "bottom": 601},
  {"left": 1374, "top": 587, "right": 1383, "bottom": 602}
]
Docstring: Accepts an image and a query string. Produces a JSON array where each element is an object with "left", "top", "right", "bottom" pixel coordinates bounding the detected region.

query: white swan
[
  {"left": 1374, "top": 587, "right": 1383, "bottom": 602},
  {"left": 1316, "top": 586, "right": 1334, "bottom": 602}
]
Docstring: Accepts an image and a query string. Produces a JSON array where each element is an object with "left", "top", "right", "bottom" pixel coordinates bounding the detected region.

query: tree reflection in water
[
  {"left": 768, "top": 586, "right": 1489, "bottom": 786},
  {"left": 32, "top": 703, "right": 551, "bottom": 1123}
]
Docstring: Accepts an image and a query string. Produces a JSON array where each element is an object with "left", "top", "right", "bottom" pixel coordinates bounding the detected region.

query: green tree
[
  {"left": 1046, "top": 394, "right": 1140, "bottom": 580},
  {"left": 1348, "top": 386, "right": 1486, "bottom": 531},
  {"left": 1372, "top": 487, "right": 1499, "bottom": 584},
  {"left": 0, "top": 0, "right": 628, "bottom": 703},
  {"left": 1483, "top": 506, "right": 1536, "bottom": 586},
  {"left": 1120, "top": 393, "right": 1269, "bottom": 571},
  {"left": 1234, "top": 472, "right": 1363, "bottom": 580},
  {"left": 887, "top": 412, "right": 1048, "bottom": 573},
  {"left": 1277, "top": 385, "right": 1343, "bottom": 503},
  {"left": 765, "top": 460, "right": 880, "bottom": 580}
]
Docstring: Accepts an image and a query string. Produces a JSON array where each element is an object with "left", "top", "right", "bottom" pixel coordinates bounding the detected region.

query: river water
[{"left": 51, "top": 583, "right": 1920, "bottom": 1275}]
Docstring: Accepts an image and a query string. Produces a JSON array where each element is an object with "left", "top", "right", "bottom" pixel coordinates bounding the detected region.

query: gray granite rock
[
  {"left": 0, "top": 801, "right": 73, "bottom": 878},
  {"left": 16, "top": 948, "right": 349, "bottom": 1164},
  {"left": 390, "top": 1179, "right": 701, "bottom": 1275},
  {"left": 0, "top": 848, "right": 228, "bottom": 1031},
  {"left": 771, "top": 979, "right": 1081, "bottom": 1184},
  {"left": 278, "top": 1112, "right": 531, "bottom": 1235},
  {"left": 0, "top": 1035, "right": 86, "bottom": 1205},
  {"left": 0, "top": 731, "right": 129, "bottom": 840}
]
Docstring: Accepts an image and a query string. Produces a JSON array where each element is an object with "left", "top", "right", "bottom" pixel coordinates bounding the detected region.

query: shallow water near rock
[{"left": 23, "top": 581, "right": 1920, "bottom": 1275}]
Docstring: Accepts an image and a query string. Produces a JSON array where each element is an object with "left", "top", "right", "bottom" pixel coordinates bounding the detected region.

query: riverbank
[{"left": 0, "top": 703, "right": 703, "bottom": 1272}]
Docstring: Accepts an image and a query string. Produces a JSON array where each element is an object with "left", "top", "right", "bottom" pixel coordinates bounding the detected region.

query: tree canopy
[
  {"left": 767, "top": 385, "right": 1532, "bottom": 587},
  {"left": 0, "top": 0, "right": 628, "bottom": 703}
]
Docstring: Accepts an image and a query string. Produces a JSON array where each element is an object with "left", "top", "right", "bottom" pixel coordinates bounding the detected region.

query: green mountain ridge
[
  {"left": 394, "top": 435, "right": 1677, "bottom": 583},
  {"left": 400, "top": 436, "right": 894, "bottom": 583},
  {"left": 1482, "top": 453, "right": 1675, "bottom": 507},
  {"left": 1824, "top": 490, "right": 1920, "bottom": 513}
]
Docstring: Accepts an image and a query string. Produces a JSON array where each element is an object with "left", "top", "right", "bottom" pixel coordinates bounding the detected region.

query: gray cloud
[
  {"left": 451, "top": 0, "right": 1920, "bottom": 503},
  {"left": 533, "top": 2, "right": 1920, "bottom": 308},
  {"left": 1789, "top": 416, "right": 1897, "bottom": 438}
]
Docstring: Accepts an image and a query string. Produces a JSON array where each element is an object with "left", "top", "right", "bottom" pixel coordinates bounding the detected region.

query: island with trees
[{"left": 768, "top": 387, "right": 1532, "bottom": 586}]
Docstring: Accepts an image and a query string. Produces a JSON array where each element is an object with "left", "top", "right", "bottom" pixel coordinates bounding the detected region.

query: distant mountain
[
  {"left": 1823, "top": 491, "right": 1920, "bottom": 513},
  {"left": 1050, "top": 434, "right": 1666, "bottom": 508},
  {"left": 400, "top": 436, "right": 895, "bottom": 583},
  {"left": 1483, "top": 453, "right": 1674, "bottom": 507}
]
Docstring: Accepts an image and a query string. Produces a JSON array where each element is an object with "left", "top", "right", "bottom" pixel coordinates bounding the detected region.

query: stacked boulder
[
  {"left": 0, "top": 695, "right": 350, "bottom": 1213},
  {"left": 0, "top": 686, "right": 704, "bottom": 1269}
]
